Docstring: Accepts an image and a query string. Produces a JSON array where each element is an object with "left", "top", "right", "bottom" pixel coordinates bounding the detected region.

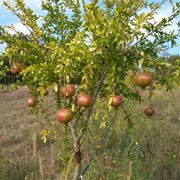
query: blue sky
[{"left": 0, "top": 0, "right": 179, "bottom": 55}]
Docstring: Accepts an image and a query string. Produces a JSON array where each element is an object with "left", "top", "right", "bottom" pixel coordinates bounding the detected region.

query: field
[{"left": 0, "top": 86, "right": 180, "bottom": 180}]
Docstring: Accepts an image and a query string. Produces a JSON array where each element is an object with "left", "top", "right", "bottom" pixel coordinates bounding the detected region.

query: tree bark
[
  {"left": 69, "top": 122, "right": 81, "bottom": 180},
  {"left": 73, "top": 139, "right": 81, "bottom": 180}
]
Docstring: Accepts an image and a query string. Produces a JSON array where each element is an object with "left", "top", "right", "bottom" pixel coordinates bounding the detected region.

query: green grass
[{"left": 0, "top": 86, "right": 179, "bottom": 179}]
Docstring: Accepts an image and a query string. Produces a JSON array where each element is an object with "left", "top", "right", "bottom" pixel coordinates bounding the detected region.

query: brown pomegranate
[
  {"left": 27, "top": 97, "right": 36, "bottom": 107},
  {"left": 144, "top": 107, "right": 155, "bottom": 116},
  {"left": 60, "top": 84, "right": 76, "bottom": 98},
  {"left": 134, "top": 72, "right": 152, "bottom": 88}
]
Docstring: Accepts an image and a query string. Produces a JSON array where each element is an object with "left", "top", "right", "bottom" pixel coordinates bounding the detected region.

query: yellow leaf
[
  {"left": 108, "top": 97, "right": 113, "bottom": 105},
  {"left": 43, "top": 137, "right": 47, "bottom": 144},
  {"left": 100, "top": 121, "right": 106, "bottom": 129},
  {"left": 52, "top": 83, "right": 58, "bottom": 92},
  {"left": 89, "top": 47, "right": 96, "bottom": 52},
  {"left": 71, "top": 104, "right": 75, "bottom": 112},
  {"left": 53, "top": 130, "right": 57, "bottom": 139},
  {"left": 139, "top": 58, "right": 144, "bottom": 66},
  {"left": 66, "top": 75, "right": 70, "bottom": 83},
  {"left": 37, "top": 87, "right": 45, "bottom": 96}
]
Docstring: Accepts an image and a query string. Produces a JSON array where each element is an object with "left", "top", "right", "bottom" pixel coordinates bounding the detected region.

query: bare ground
[{"left": 0, "top": 87, "right": 59, "bottom": 180}]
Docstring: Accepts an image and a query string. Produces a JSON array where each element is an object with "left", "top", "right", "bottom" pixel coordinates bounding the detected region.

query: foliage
[
  {"left": 0, "top": 0, "right": 179, "bottom": 179},
  {"left": 0, "top": 0, "right": 179, "bottom": 91}
]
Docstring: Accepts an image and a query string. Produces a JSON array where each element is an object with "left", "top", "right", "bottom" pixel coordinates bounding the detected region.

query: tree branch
[
  {"left": 132, "top": 7, "right": 179, "bottom": 48},
  {"left": 77, "top": 68, "right": 107, "bottom": 142},
  {"left": 3, "top": 2, "right": 40, "bottom": 42}
]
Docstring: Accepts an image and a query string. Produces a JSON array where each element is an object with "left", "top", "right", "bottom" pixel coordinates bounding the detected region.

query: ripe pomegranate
[
  {"left": 55, "top": 109, "right": 73, "bottom": 123},
  {"left": 76, "top": 94, "right": 92, "bottom": 108},
  {"left": 111, "top": 95, "right": 123, "bottom": 107},
  {"left": 27, "top": 97, "right": 36, "bottom": 107},
  {"left": 144, "top": 107, "right": 155, "bottom": 116},
  {"left": 134, "top": 72, "right": 152, "bottom": 88},
  {"left": 60, "top": 84, "right": 76, "bottom": 98},
  {"left": 10, "top": 63, "right": 22, "bottom": 75}
]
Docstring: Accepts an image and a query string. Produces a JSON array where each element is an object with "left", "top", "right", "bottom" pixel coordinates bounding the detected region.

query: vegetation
[
  {"left": 0, "top": 0, "right": 179, "bottom": 179},
  {"left": 0, "top": 87, "right": 180, "bottom": 179}
]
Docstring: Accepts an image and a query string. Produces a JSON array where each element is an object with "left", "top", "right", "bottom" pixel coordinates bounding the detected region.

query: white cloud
[
  {"left": 24, "top": 0, "right": 42, "bottom": 11},
  {"left": 4, "top": 22, "right": 30, "bottom": 34},
  {"left": 13, "top": 22, "right": 30, "bottom": 34},
  {"left": 152, "top": 6, "right": 179, "bottom": 33},
  {"left": 0, "top": 0, "right": 43, "bottom": 13}
]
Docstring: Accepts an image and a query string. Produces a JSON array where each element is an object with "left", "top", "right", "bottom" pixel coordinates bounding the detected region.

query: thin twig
[
  {"left": 4, "top": 2, "right": 40, "bottom": 42},
  {"left": 128, "top": 0, "right": 166, "bottom": 47}
]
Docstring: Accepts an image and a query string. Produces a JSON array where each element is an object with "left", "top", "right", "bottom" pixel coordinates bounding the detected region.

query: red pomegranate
[
  {"left": 55, "top": 109, "right": 73, "bottom": 123},
  {"left": 10, "top": 63, "right": 22, "bottom": 75},
  {"left": 111, "top": 95, "right": 123, "bottom": 107}
]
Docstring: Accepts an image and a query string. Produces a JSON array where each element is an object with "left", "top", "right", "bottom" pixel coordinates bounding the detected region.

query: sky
[{"left": 0, "top": 0, "right": 179, "bottom": 55}]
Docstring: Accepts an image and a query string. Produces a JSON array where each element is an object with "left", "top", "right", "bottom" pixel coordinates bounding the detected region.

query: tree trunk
[
  {"left": 73, "top": 140, "right": 81, "bottom": 180},
  {"left": 73, "top": 162, "right": 81, "bottom": 180}
]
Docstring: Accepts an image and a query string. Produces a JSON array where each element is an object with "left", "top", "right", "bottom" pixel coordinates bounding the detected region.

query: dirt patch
[{"left": 0, "top": 86, "right": 30, "bottom": 101}]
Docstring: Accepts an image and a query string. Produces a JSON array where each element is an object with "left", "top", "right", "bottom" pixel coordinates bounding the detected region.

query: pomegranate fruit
[
  {"left": 76, "top": 94, "right": 92, "bottom": 108},
  {"left": 134, "top": 72, "right": 152, "bottom": 88},
  {"left": 144, "top": 106, "right": 155, "bottom": 116},
  {"left": 10, "top": 63, "right": 22, "bottom": 75},
  {"left": 56, "top": 108, "right": 73, "bottom": 123},
  {"left": 111, "top": 95, "right": 123, "bottom": 107},
  {"left": 60, "top": 84, "right": 76, "bottom": 98},
  {"left": 27, "top": 97, "right": 36, "bottom": 107}
]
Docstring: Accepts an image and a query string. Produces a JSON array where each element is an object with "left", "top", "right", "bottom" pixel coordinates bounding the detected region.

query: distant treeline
[
  {"left": 0, "top": 72, "right": 19, "bottom": 85},
  {"left": 0, "top": 56, "right": 19, "bottom": 84}
]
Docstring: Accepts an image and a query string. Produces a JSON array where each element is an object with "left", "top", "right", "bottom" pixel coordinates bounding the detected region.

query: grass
[
  {"left": 0, "top": 87, "right": 59, "bottom": 179},
  {"left": 0, "top": 86, "right": 179, "bottom": 179}
]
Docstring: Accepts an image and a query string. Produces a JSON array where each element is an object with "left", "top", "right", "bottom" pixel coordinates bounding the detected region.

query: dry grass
[
  {"left": 0, "top": 87, "right": 60, "bottom": 180},
  {"left": 0, "top": 86, "right": 180, "bottom": 180}
]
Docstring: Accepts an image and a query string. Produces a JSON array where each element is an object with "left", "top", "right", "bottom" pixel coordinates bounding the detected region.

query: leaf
[
  {"left": 40, "top": 130, "right": 49, "bottom": 144},
  {"left": 52, "top": 83, "right": 58, "bottom": 92},
  {"left": 139, "top": 58, "right": 144, "bottom": 66},
  {"left": 71, "top": 103, "right": 75, "bottom": 112},
  {"left": 93, "top": 112, "right": 99, "bottom": 121},
  {"left": 37, "top": 86, "right": 45, "bottom": 96},
  {"left": 66, "top": 75, "right": 70, "bottom": 83},
  {"left": 42, "top": 137, "right": 47, "bottom": 143},
  {"left": 100, "top": 121, "right": 106, "bottom": 129},
  {"left": 89, "top": 47, "right": 96, "bottom": 52},
  {"left": 108, "top": 97, "right": 113, "bottom": 105}
]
